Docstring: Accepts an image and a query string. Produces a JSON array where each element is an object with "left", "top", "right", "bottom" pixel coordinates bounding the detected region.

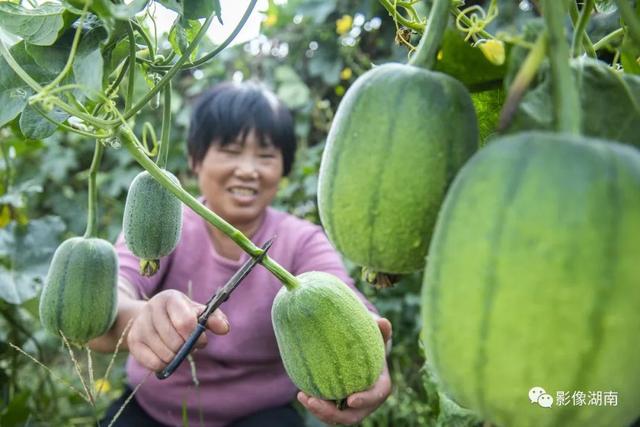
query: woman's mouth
[{"left": 228, "top": 186, "right": 258, "bottom": 204}]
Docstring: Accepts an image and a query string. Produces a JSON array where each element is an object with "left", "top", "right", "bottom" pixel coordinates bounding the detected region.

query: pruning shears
[{"left": 156, "top": 237, "right": 275, "bottom": 380}]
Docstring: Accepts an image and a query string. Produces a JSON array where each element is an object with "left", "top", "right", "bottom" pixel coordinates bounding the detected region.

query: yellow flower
[
  {"left": 94, "top": 378, "right": 111, "bottom": 394},
  {"left": 263, "top": 13, "right": 277, "bottom": 28},
  {"left": 478, "top": 39, "right": 505, "bottom": 66},
  {"left": 437, "top": 50, "right": 444, "bottom": 61},
  {"left": 340, "top": 67, "right": 353, "bottom": 80},
  {"left": 336, "top": 15, "right": 353, "bottom": 35}
]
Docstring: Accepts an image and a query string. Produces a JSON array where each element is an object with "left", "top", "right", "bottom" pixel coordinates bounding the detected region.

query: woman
[{"left": 91, "top": 82, "right": 392, "bottom": 427}]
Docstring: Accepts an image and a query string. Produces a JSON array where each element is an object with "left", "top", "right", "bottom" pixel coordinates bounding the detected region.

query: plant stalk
[
  {"left": 84, "top": 141, "right": 104, "bottom": 238},
  {"left": 157, "top": 82, "right": 171, "bottom": 169},
  {"left": 498, "top": 31, "right": 547, "bottom": 131},
  {"left": 593, "top": 28, "right": 625, "bottom": 50},
  {"left": 120, "top": 129, "right": 300, "bottom": 291},
  {"left": 614, "top": 0, "right": 640, "bottom": 47},
  {"left": 409, "top": 0, "right": 451, "bottom": 69},
  {"left": 542, "top": 0, "right": 581, "bottom": 134},
  {"left": 568, "top": 0, "right": 597, "bottom": 57},
  {"left": 125, "top": 23, "right": 137, "bottom": 112}
]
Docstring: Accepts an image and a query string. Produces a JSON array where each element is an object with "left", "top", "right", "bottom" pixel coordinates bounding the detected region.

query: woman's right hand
[{"left": 127, "top": 289, "right": 230, "bottom": 371}]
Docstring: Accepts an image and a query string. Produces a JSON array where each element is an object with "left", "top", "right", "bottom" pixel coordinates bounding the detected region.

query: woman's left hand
[{"left": 297, "top": 317, "right": 393, "bottom": 426}]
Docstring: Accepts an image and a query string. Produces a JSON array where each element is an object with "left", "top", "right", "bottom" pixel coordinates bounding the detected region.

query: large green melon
[
  {"left": 318, "top": 63, "right": 478, "bottom": 278},
  {"left": 272, "top": 272, "right": 385, "bottom": 400},
  {"left": 422, "top": 131, "right": 640, "bottom": 427},
  {"left": 39, "top": 237, "right": 118, "bottom": 344},
  {"left": 123, "top": 170, "right": 183, "bottom": 275}
]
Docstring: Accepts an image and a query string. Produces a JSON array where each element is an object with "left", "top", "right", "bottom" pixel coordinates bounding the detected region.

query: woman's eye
[
  {"left": 259, "top": 153, "right": 276, "bottom": 159},
  {"left": 221, "top": 147, "right": 241, "bottom": 154}
]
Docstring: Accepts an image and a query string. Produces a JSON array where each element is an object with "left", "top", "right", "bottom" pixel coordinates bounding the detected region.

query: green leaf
[
  {"left": 594, "top": 0, "right": 617, "bottom": 13},
  {"left": 18, "top": 104, "right": 68, "bottom": 140},
  {"left": 169, "top": 18, "right": 202, "bottom": 61},
  {"left": 507, "top": 58, "right": 640, "bottom": 149},
  {"left": 73, "top": 27, "right": 108, "bottom": 99},
  {"left": 620, "top": 33, "right": 640, "bottom": 75},
  {"left": 90, "top": 0, "right": 150, "bottom": 20},
  {"left": 184, "top": 0, "right": 221, "bottom": 20},
  {"left": 0, "top": 2, "right": 66, "bottom": 46},
  {"left": 0, "top": 41, "right": 59, "bottom": 128},
  {"left": 0, "top": 391, "right": 31, "bottom": 426},
  {"left": 434, "top": 29, "right": 507, "bottom": 91},
  {"left": 436, "top": 392, "right": 482, "bottom": 427},
  {"left": 156, "top": 0, "right": 182, "bottom": 16},
  {"left": 471, "top": 88, "right": 505, "bottom": 146},
  {"left": 0, "top": 216, "right": 65, "bottom": 304}
]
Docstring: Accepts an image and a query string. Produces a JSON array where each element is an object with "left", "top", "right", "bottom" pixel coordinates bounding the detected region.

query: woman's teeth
[{"left": 230, "top": 187, "right": 257, "bottom": 196}]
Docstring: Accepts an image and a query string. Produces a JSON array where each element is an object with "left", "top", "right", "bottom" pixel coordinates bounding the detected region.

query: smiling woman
[
  {"left": 90, "top": 82, "right": 392, "bottom": 427},
  {"left": 187, "top": 83, "right": 295, "bottom": 259}
]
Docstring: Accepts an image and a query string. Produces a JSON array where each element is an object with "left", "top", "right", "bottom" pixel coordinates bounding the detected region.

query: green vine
[
  {"left": 542, "top": 0, "right": 581, "bottom": 134},
  {"left": 84, "top": 141, "right": 104, "bottom": 239},
  {"left": 408, "top": 0, "right": 452, "bottom": 69},
  {"left": 157, "top": 82, "right": 172, "bottom": 169}
]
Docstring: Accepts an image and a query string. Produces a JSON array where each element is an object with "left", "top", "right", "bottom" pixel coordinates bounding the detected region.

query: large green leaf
[
  {"left": 0, "top": 41, "right": 58, "bottom": 128},
  {"left": 434, "top": 29, "right": 507, "bottom": 91},
  {"left": 507, "top": 58, "right": 640, "bottom": 148},
  {"left": 0, "top": 216, "right": 65, "bottom": 304},
  {"left": 0, "top": 2, "right": 66, "bottom": 46},
  {"left": 73, "top": 26, "right": 108, "bottom": 99},
  {"left": 18, "top": 103, "right": 68, "bottom": 140}
]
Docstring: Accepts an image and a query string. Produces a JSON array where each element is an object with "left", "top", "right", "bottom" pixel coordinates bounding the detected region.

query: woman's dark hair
[{"left": 187, "top": 82, "right": 297, "bottom": 176}]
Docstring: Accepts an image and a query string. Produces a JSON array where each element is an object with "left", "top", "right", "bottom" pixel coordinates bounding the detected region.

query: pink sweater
[{"left": 116, "top": 203, "right": 376, "bottom": 427}]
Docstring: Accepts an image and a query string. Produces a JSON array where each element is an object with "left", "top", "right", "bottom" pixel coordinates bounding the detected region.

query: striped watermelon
[
  {"left": 318, "top": 63, "right": 478, "bottom": 282},
  {"left": 272, "top": 271, "right": 385, "bottom": 400},
  {"left": 422, "top": 131, "right": 640, "bottom": 426},
  {"left": 39, "top": 237, "right": 118, "bottom": 344}
]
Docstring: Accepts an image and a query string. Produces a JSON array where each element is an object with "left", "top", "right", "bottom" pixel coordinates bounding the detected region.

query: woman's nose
[{"left": 233, "top": 156, "right": 259, "bottom": 179}]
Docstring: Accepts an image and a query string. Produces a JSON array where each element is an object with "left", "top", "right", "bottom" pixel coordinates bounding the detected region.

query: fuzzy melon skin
[
  {"left": 272, "top": 272, "right": 386, "bottom": 400},
  {"left": 39, "top": 237, "right": 118, "bottom": 344},
  {"left": 318, "top": 63, "right": 478, "bottom": 275},
  {"left": 123, "top": 170, "right": 183, "bottom": 260},
  {"left": 422, "top": 131, "right": 640, "bottom": 427}
]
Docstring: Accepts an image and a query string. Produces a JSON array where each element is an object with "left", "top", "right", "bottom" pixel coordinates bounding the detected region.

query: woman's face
[{"left": 193, "top": 129, "right": 284, "bottom": 228}]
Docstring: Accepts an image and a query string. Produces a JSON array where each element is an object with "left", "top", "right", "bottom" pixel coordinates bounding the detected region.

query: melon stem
[
  {"left": 84, "top": 140, "right": 104, "bottom": 239},
  {"left": 157, "top": 82, "right": 171, "bottom": 169},
  {"left": 121, "top": 128, "right": 301, "bottom": 291},
  {"left": 541, "top": 0, "right": 581, "bottom": 135},
  {"left": 408, "top": 0, "right": 451, "bottom": 70}
]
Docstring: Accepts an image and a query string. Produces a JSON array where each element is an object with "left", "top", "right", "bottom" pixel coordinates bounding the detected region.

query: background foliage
[{"left": 1, "top": 0, "right": 639, "bottom": 426}]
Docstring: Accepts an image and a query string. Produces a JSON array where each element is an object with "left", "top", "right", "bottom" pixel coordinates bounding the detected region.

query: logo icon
[{"left": 529, "top": 386, "right": 554, "bottom": 408}]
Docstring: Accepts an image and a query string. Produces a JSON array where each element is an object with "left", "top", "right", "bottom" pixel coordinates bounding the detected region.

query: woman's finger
[
  {"left": 139, "top": 307, "right": 177, "bottom": 364},
  {"left": 165, "top": 293, "right": 200, "bottom": 340},
  {"left": 301, "top": 395, "right": 365, "bottom": 426},
  {"left": 376, "top": 317, "right": 393, "bottom": 343},
  {"left": 148, "top": 297, "right": 188, "bottom": 353},
  {"left": 205, "top": 308, "right": 230, "bottom": 335},
  {"left": 129, "top": 341, "right": 166, "bottom": 372},
  {"left": 346, "top": 365, "right": 392, "bottom": 409}
]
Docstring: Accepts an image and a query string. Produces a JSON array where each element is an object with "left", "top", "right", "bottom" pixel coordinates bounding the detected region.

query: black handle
[{"left": 156, "top": 323, "right": 206, "bottom": 380}]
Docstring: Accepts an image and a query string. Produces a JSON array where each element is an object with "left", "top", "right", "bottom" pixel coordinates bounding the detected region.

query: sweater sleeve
[{"left": 291, "top": 225, "right": 378, "bottom": 315}]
